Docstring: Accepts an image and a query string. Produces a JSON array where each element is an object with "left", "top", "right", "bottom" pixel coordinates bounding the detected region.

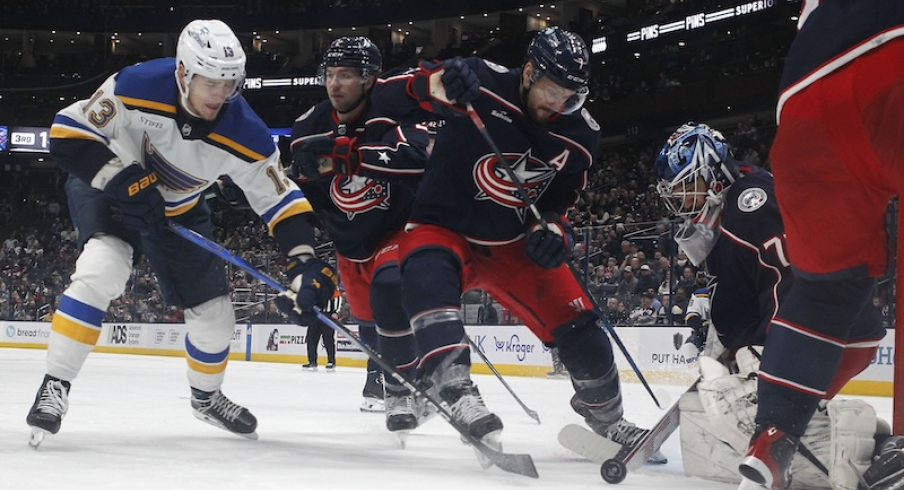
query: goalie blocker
[{"left": 681, "top": 350, "right": 892, "bottom": 490}]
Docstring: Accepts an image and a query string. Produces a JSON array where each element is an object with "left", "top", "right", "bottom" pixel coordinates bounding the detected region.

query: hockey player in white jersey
[
  {"left": 653, "top": 122, "right": 894, "bottom": 489},
  {"left": 26, "top": 19, "right": 335, "bottom": 447}
]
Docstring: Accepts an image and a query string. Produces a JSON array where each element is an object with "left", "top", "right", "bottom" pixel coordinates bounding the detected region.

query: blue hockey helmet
[
  {"left": 525, "top": 27, "right": 591, "bottom": 114},
  {"left": 654, "top": 122, "right": 738, "bottom": 219},
  {"left": 318, "top": 36, "right": 382, "bottom": 85}
]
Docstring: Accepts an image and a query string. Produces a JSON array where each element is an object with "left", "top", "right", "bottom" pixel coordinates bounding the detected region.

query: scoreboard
[
  {"left": 9, "top": 126, "right": 50, "bottom": 153},
  {"left": 0, "top": 127, "right": 291, "bottom": 158}
]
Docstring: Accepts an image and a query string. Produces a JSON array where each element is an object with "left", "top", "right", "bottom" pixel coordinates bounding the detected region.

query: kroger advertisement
[{"left": 1, "top": 321, "right": 895, "bottom": 396}]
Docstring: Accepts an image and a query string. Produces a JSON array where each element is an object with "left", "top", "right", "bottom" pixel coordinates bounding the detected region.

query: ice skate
[
  {"left": 301, "top": 362, "right": 318, "bottom": 372},
  {"left": 191, "top": 389, "right": 258, "bottom": 440},
  {"left": 442, "top": 381, "right": 504, "bottom": 469},
  {"left": 738, "top": 424, "right": 798, "bottom": 490},
  {"left": 324, "top": 362, "right": 335, "bottom": 372},
  {"left": 26, "top": 376, "right": 70, "bottom": 449},
  {"left": 568, "top": 394, "right": 666, "bottom": 465},
  {"left": 360, "top": 370, "right": 385, "bottom": 413},
  {"left": 385, "top": 387, "right": 418, "bottom": 447}
]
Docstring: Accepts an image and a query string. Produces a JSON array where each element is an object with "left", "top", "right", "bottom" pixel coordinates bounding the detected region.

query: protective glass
[{"left": 189, "top": 75, "right": 242, "bottom": 102}]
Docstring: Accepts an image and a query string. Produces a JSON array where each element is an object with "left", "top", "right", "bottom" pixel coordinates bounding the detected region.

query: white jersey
[
  {"left": 685, "top": 288, "right": 711, "bottom": 326},
  {"left": 50, "top": 57, "right": 311, "bottom": 230}
]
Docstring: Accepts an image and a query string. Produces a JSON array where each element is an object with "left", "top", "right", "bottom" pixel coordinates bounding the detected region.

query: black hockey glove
[
  {"left": 103, "top": 163, "right": 166, "bottom": 232},
  {"left": 525, "top": 213, "right": 574, "bottom": 269},
  {"left": 290, "top": 135, "right": 360, "bottom": 180},
  {"left": 211, "top": 176, "right": 251, "bottom": 210},
  {"left": 274, "top": 255, "right": 339, "bottom": 326},
  {"left": 441, "top": 57, "right": 480, "bottom": 106}
]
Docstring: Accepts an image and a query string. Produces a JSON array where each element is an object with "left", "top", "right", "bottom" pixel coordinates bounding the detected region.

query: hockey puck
[{"left": 600, "top": 459, "right": 627, "bottom": 484}]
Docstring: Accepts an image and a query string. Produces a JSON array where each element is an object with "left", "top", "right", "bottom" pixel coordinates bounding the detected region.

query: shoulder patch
[
  {"left": 482, "top": 59, "right": 509, "bottom": 74},
  {"left": 580, "top": 108, "right": 600, "bottom": 132},
  {"left": 737, "top": 187, "right": 768, "bottom": 212}
]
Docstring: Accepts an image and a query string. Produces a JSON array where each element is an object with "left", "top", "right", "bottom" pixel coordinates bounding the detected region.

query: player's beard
[{"left": 521, "top": 85, "right": 557, "bottom": 125}]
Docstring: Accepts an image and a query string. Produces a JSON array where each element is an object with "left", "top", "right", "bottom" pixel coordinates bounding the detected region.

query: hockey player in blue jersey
[
  {"left": 371, "top": 27, "right": 655, "bottom": 460},
  {"left": 26, "top": 19, "right": 334, "bottom": 446},
  {"left": 282, "top": 36, "right": 430, "bottom": 434},
  {"left": 654, "top": 122, "right": 890, "bottom": 489}
]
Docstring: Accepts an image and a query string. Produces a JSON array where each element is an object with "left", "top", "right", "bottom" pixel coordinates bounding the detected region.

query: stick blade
[{"left": 490, "top": 450, "right": 539, "bottom": 478}]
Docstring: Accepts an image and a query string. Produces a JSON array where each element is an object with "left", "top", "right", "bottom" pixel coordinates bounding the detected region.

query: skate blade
[
  {"left": 394, "top": 431, "right": 411, "bottom": 449},
  {"left": 360, "top": 399, "right": 385, "bottom": 413},
  {"left": 469, "top": 431, "right": 503, "bottom": 470},
  {"left": 737, "top": 478, "right": 764, "bottom": 490},
  {"left": 646, "top": 449, "right": 668, "bottom": 465},
  {"left": 29, "top": 428, "right": 49, "bottom": 449},
  {"left": 192, "top": 412, "right": 259, "bottom": 440}
]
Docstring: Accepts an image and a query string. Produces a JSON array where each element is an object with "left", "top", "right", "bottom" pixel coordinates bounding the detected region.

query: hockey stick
[
  {"left": 465, "top": 105, "right": 664, "bottom": 410},
  {"left": 167, "top": 221, "right": 539, "bottom": 479},
  {"left": 466, "top": 335, "right": 541, "bottom": 424}
]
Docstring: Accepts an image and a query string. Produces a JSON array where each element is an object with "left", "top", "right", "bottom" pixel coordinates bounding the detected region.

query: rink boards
[{"left": 1, "top": 321, "right": 895, "bottom": 397}]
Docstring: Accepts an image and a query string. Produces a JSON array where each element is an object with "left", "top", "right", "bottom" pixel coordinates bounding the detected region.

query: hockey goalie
[
  {"left": 680, "top": 344, "right": 902, "bottom": 490},
  {"left": 653, "top": 122, "right": 901, "bottom": 489}
]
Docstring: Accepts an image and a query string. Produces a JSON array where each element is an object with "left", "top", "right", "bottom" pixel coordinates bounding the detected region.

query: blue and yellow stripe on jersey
[
  {"left": 260, "top": 189, "right": 312, "bottom": 231},
  {"left": 114, "top": 58, "right": 180, "bottom": 118},
  {"left": 204, "top": 101, "right": 276, "bottom": 163},
  {"left": 49, "top": 114, "right": 110, "bottom": 145}
]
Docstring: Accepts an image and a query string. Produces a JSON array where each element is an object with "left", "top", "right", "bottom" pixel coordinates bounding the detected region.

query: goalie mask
[
  {"left": 175, "top": 19, "right": 246, "bottom": 112},
  {"left": 524, "top": 27, "right": 591, "bottom": 115},
  {"left": 655, "top": 122, "right": 739, "bottom": 266},
  {"left": 317, "top": 36, "right": 383, "bottom": 86}
]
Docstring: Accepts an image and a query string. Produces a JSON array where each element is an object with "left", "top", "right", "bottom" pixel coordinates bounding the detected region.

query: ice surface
[{"left": 0, "top": 348, "right": 892, "bottom": 490}]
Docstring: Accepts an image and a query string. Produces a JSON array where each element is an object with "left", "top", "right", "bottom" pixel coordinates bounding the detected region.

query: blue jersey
[
  {"left": 288, "top": 98, "right": 428, "bottom": 260},
  {"left": 373, "top": 57, "right": 600, "bottom": 245},
  {"left": 704, "top": 167, "right": 791, "bottom": 349},
  {"left": 778, "top": 0, "right": 904, "bottom": 119}
]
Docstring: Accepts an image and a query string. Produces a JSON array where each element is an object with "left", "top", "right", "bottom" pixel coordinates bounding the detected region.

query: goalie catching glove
[
  {"left": 274, "top": 254, "right": 339, "bottom": 326},
  {"left": 100, "top": 159, "right": 166, "bottom": 232},
  {"left": 525, "top": 213, "right": 574, "bottom": 269},
  {"left": 291, "top": 135, "right": 360, "bottom": 180}
]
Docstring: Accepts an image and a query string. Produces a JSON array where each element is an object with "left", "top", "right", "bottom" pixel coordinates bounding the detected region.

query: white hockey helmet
[{"left": 176, "top": 19, "right": 246, "bottom": 104}]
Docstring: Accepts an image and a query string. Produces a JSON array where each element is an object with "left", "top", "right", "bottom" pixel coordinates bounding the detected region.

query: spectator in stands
[
  {"left": 628, "top": 293, "right": 657, "bottom": 326},
  {"left": 616, "top": 265, "right": 639, "bottom": 298},
  {"left": 635, "top": 264, "right": 659, "bottom": 295},
  {"left": 676, "top": 265, "right": 696, "bottom": 293}
]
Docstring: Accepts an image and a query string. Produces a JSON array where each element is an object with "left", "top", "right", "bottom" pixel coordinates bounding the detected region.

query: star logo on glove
[{"left": 378, "top": 151, "right": 391, "bottom": 164}]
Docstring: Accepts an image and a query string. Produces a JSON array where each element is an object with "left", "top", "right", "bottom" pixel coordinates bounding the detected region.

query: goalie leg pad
[
  {"left": 697, "top": 357, "right": 758, "bottom": 454},
  {"left": 826, "top": 399, "right": 877, "bottom": 490},
  {"left": 678, "top": 390, "right": 744, "bottom": 484},
  {"left": 184, "top": 295, "right": 236, "bottom": 392}
]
